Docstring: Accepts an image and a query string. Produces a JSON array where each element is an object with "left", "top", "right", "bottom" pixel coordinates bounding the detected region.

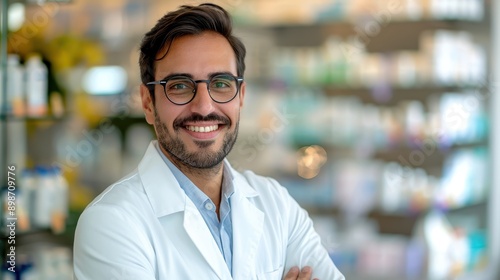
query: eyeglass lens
[{"left": 164, "top": 75, "right": 238, "bottom": 104}]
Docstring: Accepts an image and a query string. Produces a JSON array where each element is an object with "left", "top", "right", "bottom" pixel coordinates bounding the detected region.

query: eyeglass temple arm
[
  {"left": 147, "top": 77, "right": 243, "bottom": 86},
  {"left": 146, "top": 81, "right": 164, "bottom": 86}
]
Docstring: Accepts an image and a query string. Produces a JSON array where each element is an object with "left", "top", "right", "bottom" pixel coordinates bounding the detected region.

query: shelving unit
[
  {"left": 269, "top": 18, "right": 488, "bottom": 47},
  {"left": 1, "top": 0, "right": 13, "bottom": 277},
  {"left": 1, "top": 0, "right": 8, "bottom": 185},
  {"left": 488, "top": 1, "right": 500, "bottom": 279},
  {"left": 232, "top": 1, "right": 498, "bottom": 279},
  {"left": 1, "top": 0, "right": 76, "bottom": 278}
]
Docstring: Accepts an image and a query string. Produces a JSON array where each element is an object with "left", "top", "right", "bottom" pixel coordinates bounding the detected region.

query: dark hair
[{"left": 139, "top": 3, "right": 246, "bottom": 102}]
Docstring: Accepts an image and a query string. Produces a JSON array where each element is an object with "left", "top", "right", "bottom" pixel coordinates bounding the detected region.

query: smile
[{"left": 186, "top": 125, "right": 219, "bottom": 133}]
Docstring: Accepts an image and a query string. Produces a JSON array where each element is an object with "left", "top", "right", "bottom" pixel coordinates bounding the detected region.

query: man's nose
[{"left": 189, "top": 82, "right": 215, "bottom": 115}]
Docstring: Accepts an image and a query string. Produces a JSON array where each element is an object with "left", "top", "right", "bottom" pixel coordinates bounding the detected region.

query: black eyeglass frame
[{"left": 146, "top": 74, "right": 244, "bottom": 105}]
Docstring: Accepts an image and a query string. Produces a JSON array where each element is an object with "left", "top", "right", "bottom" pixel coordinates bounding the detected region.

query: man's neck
[{"left": 165, "top": 151, "right": 224, "bottom": 209}]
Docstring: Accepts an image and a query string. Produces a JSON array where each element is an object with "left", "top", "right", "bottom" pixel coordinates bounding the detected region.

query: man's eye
[
  {"left": 211, "top": 77, "right": 233, "bottom": 88},
  {"left": 168, "top": 82, "right": 192, "bottom": 91},
  {"left": 214, "top": 81, "right": 229, "bottom": 88},
  {"left": 172, "top": 84, "right": 188, "bottom": 89}
]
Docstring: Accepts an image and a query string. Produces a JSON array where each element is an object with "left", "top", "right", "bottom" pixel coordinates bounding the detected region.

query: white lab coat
[{"left": 73, "top": 141, "right": 345, "bottom": 280}]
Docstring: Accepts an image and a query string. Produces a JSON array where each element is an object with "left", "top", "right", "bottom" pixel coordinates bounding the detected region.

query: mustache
[{"left": 173, "top": 113, "right": 231, "bottom": 128}]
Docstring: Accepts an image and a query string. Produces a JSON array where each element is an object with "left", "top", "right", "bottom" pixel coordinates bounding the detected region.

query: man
[{"left": 73, "top": 3, "right": 344, "bottom": 280}]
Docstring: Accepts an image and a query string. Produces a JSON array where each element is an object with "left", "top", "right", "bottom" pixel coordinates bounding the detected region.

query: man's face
[{"left": 141, "top": 31, "right": 245, "bottom": 169}]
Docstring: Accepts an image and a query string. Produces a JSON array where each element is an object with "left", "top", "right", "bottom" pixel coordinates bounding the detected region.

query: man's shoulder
[
  {"left": 237, "top": 169, "right": 278, "bottom": 187},
  {"left": 85, "top": 169, "right": 147, "bottom": 211},
  {"left": 77, "top": 169, "right": 154, "bottom": 233}
]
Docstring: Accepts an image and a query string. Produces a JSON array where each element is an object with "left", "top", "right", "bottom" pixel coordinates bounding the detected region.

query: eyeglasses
[{"left": 147, "top": 74, "right": 244, "bottom": 105}]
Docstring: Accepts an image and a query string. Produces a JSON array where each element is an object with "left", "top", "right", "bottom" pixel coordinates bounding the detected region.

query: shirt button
[{"left": 205, "top": 203, "right": 214, "bottom": 211}]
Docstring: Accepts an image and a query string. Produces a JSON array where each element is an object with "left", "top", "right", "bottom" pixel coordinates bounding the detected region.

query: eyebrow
[{"left": 159, "top": 71, "right": 237, "bottom": 81}]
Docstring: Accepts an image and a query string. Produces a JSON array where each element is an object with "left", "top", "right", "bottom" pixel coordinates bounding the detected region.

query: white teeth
[{"left": 187, "top": 125, "right": 218, "bottom": 133}]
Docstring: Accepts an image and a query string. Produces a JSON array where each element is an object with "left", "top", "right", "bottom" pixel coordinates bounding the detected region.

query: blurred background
[{"left": 1, "top": 0, "right": 499, "bottom": 279}]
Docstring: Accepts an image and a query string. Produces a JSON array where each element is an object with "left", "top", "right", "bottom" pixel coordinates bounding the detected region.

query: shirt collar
[{"left": 222, "top": 163, "right": 235, "bottom": 200}]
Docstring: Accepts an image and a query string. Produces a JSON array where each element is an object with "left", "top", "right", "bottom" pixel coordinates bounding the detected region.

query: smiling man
[{"left": 73, "top": 3, "right": 344, "bottom": 280}]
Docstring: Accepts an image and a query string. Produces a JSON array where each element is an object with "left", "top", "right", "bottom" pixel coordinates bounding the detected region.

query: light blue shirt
[{"left": 155, "top": 144, "right": 234, "bottom": 274}]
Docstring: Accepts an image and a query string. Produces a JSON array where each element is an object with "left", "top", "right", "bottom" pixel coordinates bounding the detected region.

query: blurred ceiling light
[
  {"left": 8, "top": 3, "right": 25, "bottom": 32},
  {"left": 297, "top": 145, "right": 327, "bottom": 179},
  {"left": 82, "top": 66, "right": 127, "bottom": 95}
]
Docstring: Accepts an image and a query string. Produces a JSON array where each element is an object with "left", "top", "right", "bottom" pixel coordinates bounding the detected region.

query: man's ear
[
  {"left": 140, "top": 84, "right": 155, "bottom": 125},
  {"left": 239, "top": 81, "right": 246, "bottom": 108}
]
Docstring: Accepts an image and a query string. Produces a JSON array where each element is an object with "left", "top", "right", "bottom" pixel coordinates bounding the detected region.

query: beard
[{"left": 154, "top": 110, "right": 239, "bottom": 169}]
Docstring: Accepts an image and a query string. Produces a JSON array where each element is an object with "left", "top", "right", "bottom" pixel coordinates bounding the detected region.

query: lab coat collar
[
  {"left": 138, "top": 141, "right": 265, "bottom": 279},
  {"left": 138, "top": 141, "right": 186, "bottom": 217},
  {"left": 138, "top": 141, "right": 260, "bottom": 218}
]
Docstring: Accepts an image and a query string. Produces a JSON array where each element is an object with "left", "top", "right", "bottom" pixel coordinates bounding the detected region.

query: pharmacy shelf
[
  {"left": 267, "top": 18, "right": 488, "bottom": 29},
  {"left": 294, "top": 139, "right": 488, "bottom": 151},
  {"left": 306, "top": 206, "right": 418, "bottom": 236},
  {"left": 289, "top": 141, "right": 488, "bottom": 170},
  {"left": 240, "top": 18, "right": 488, "bottom": 49},
  {"left": 1, "top": 228, "right": 71, "bottom": 247},
  {"left": 305, "top": 201, "right": 488, "bottom": 236},
  {"left": 0, "top": 208, "right": 79, "bottom": 265},
  {"left": 322, "top": 85, "right": 488, "bottom": 105},
  {"left": 371, "top": 142, "right": 487, "bottom": 166},
  {"left": 252, "top": 82, "right": 489, "bottom": 105},
  {"left": 0, "top": 115, "right": 67, "bottom": 122}
]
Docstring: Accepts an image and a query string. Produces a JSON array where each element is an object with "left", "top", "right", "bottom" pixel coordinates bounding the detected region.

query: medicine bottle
[{"left": 26, "top": 55, "right": 48, "bottom": 117}]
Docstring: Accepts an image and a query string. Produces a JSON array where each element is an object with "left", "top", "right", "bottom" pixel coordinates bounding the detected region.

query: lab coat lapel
[
  {"left": 183, "top": 200, "right": 231, "bottom": 280},
  {"left": 231, "top": 172, "right": 264, "bottom": 280},
  {"left": 139, "top": 141, "right": 185, "bottom": 216}
]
